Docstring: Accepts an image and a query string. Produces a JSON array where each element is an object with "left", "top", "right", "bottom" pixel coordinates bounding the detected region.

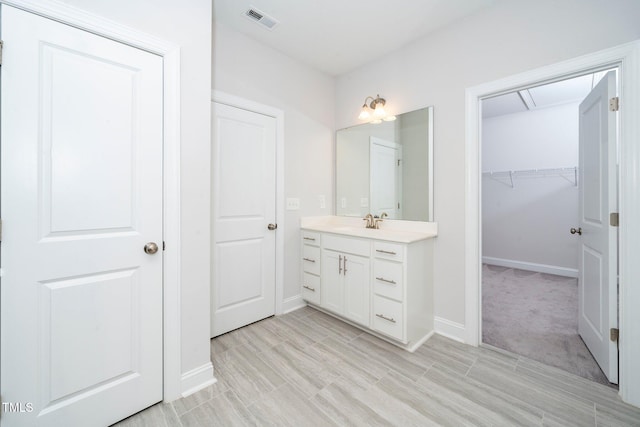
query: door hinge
[
  {"left": 610, "top": 328, "right": 619, "bottom": 342},
  {"left": 0, "top": 40, "right": 3, "bottom": 66},
  {"left": 162, "top": 241, "right": 165, "bottom": 251},
  {"left": 397, "top": 202, "right": 400, "bottom": 209},
  {"left": 609, "top": 97, "right": 619, "bottom": 112},
  {"left": 0, "top": 218, "right": 3, "bottom": 241},
  {"left": 610, "top": 212, "right": 619, "bottom": 227},
  {"left": 397, "top": 159, "right": 401, "bottom": 167}
]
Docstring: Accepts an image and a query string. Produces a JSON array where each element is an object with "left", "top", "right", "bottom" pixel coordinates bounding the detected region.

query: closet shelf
[{"left": 482, "top": 166, "right": 577, "bottom": 188}]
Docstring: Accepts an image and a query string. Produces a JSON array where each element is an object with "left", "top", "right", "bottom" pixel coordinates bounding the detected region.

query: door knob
[
  {"left": 267, "top": 223, "right": 277, "bottom": 230},
  {"left": 144, "top": 242, "right": 159, "bottom": 254},
  {"left": 570, "top": 227, "right": 582, "bottom": 235}
]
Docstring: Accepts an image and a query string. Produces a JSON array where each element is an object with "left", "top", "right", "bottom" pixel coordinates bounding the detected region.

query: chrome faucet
[{"left": 363, "top": 213, "right": 374, "bottom": 229}]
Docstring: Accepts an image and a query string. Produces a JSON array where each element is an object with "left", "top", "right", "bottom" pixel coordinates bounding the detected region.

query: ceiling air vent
[{"left": 244, "top": 7, "right": 279, "bottom": 30}]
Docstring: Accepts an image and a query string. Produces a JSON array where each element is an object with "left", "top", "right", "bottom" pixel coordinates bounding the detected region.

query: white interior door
[
  {"left": 370, "top": 137, "right": 402, "bottom": 219},
  {"left": 211, "top": 102, "right": 276, "bottom": 337},
  {"left": 578, "top": 70, "right": 618, "bottom": 384},
  {"left": 1, "top": 6, "right": 163, "bottom": 426}
]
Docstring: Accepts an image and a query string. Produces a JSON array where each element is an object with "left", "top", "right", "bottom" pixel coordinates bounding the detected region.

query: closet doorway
[{"left": 480, "top": 70, "right": 619, "bottom": 386}]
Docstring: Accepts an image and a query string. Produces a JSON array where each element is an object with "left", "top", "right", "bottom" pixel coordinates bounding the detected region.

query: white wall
[
  {"left": 482, "top": 102, "right": 579, "bottom": 274},
  {"left": 335, "top": 0, "right": 640, "bottom": 331},
  {"left": 212, "top": 23, "right": 335, "bottom": 305},
  {"left": 58, "top": 0, "right": 213, "bottom": 390},
  {"left": 482, "top": 103, "right": 580, "bottom": 172}
]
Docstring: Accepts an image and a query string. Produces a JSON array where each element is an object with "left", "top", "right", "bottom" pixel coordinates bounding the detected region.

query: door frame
[
  {"left": 211, "top": 90, "right": 285, "bottom": 316},
  {"left": 465, "top": 41, "right": 640, "bottom": 406},
  {"left": 0, "top": 0, "right": 185, "bottom": 401}
]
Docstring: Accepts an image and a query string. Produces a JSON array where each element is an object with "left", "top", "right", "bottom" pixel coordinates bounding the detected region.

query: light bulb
[
  {"left": 374, "top": 102, "right": 386, "bottom": 117},
  {"left": 358, "top": 106, "right": 370, "bottom": 120}
]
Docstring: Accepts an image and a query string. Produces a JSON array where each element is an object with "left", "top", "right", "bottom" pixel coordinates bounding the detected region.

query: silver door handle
[
  {"left": 144, "top": 242, "right": 159, "bottom": 255},
  {"left": 570, "top": 227, "right": 582, "bottom": 235},
  {"left": 343, "top": 256, "right": 347, "bottom": 275},
  {"left": 339, "top": 255, "right": 343, "bottom": 274},
  {"left": 268, "top": 223, "right": 277, "bottom": 230}
]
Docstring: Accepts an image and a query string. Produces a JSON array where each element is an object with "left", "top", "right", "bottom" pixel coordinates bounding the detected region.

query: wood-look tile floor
[{"left": 115, "top": 306, "right": 640, "bottom": 426}]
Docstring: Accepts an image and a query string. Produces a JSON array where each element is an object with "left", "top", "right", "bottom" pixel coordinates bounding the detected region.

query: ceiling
[
  {"left": 213, "top": 0, "right": 497, "bottom": 76},
  {"left": 482, "top": 71, "right": 613, "bottom": 118}
]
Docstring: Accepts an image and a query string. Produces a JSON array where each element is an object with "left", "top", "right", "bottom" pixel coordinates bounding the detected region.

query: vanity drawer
[
  {"left": 372, "top": 295, "right": 404, "bottom": 342},
  {"left": 302, "top": 245, "right": 321, "bottom": 275},
  {"left": 301, "top": 230, "right": 321, "bottom": 247},
  {"left": 323, "top": 234, "right": 369, "bottom": 257},
  {"left": 373, "top": 260, "right": 404, "bottom": 301},
  {"left": 301, "top": 272, "right": 320, "bottom": 305},
  {"left": 373, "top": 241, "right": 405, "bottom": 262}
]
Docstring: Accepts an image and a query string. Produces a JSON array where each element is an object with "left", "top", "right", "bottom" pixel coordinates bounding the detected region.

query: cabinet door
[
  {"left": 343, "top": 254, "right": 370, "bottom": 326},
  {"left": 321, "top": 250, "right": 343, "bottom": 314}
]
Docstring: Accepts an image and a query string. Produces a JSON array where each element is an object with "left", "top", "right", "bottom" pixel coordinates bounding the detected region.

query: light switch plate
[
  {"left": 360, "top": 197, "right": 369, "bottom": 208},
  {"left": 286, "top": 198, "right": 300, "bottom": 210}
]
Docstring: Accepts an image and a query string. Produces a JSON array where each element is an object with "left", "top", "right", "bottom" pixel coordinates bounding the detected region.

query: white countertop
[{"left": 300, "top": 216, "right": 437, "bottom": 243}]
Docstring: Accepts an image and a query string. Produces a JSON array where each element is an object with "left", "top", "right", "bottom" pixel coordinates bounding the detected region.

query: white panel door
[
  {"left": 211, "top": 102, "right": 276, "bottom": 337},
  {"left": 343, "top": 254, "right": 370, "bottom": 327},
  {"left": 370, "top": 137, "right": 402, "bottom": 219},
  {"left": 1, "top": 6, "right": 163, "bottom": 427},
  {"left": 321, "top": 250, "right": 344, "bottom": 314},
  {"left": 578, "top": 70, "right": 618, "bottom": 384}
]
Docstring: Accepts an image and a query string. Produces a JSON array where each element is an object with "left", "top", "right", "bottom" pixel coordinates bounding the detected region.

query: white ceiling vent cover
[{"left": 244, "top": 7, "right": 279, "bottom": 30}]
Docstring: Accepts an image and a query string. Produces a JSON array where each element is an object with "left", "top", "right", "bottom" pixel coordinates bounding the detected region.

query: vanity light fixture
[{"left": 358, "top": 94, "right": 396, "bottom": 123}]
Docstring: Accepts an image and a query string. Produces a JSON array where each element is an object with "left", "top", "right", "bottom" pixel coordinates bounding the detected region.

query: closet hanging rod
[
  {"left": 482, "top": 166, "right": 577, "bottom": 175},
  {"left": 482, "top": 166, "right": 578, "bottom": 188}
]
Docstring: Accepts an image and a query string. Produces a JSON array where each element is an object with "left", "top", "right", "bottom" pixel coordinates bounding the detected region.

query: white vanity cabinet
[
  {"left": 300, "top": 226, "right": 434, "bottom": 351},
  {"left": 301, "top": 230, "right": 321, "bottom": 305},
  {"left": 321, "top": 234, "right": 370, "bottom": 327},
  {"left": 371, "top": 240, "right": 433, "bottom": 346}
]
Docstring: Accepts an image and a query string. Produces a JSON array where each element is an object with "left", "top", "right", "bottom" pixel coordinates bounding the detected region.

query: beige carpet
[{"left": 482, "top": 264, "right": 612, "bottom": 386}]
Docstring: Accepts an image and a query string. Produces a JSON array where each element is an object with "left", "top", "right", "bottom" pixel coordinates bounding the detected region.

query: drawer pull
[
  {"left": 303, "top": 237, "right": 316, "bottom": 241},
  {"left": 303, "top": 258, "right": 316, "bottom": 263},
  {"left": 376, "top": 277, "right": 397, "bottom": 285},
  {"left": 376, "top": 313, "right": 397, "bottom": 323},
  {"left": 376, "top": 249, "right": 397, "bottom": 255},
  {"left": 302, "top": 285, "right": 316, "bottom": 292}
]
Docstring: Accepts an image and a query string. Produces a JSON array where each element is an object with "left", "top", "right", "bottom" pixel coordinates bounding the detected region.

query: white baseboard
[
  {"left": 434, "top": 317, "right": 466, "bottom": 343},
  {"left": 407, "top": 330, "right": 435, "bottom": 353},
  {"left": 483, "top": 256, "right": 578, "bottom": 278},
  {"left": 181, "top": 362, "right": 216, "bottom": 398},
  {"left": 282, "top": 295, "right": 306, "bottom": 314}
]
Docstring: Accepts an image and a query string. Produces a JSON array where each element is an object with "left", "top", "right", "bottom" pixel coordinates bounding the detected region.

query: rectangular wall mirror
[{"left": 336, "top": 106, "right": 434, "bottom": 222}]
